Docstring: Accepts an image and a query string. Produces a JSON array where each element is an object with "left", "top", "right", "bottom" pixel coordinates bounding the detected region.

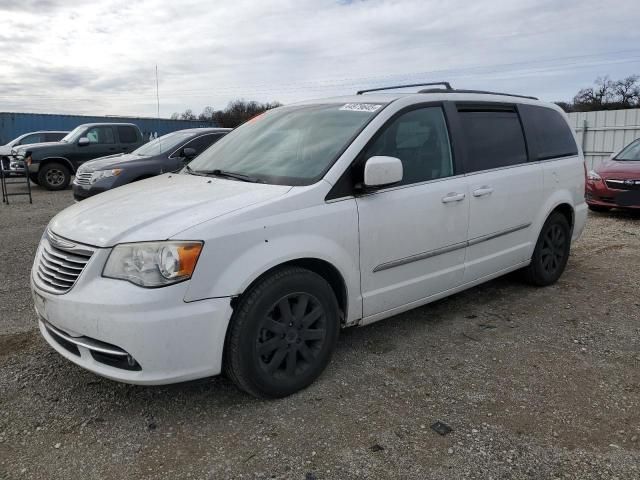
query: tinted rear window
[
  {"left": 117, "top": 126, "right": 138, "bottom": 143},
  {"left": 521, "top": 105, "right": 578, "bottom": 160},
  {"left": 458, "top": 109, "right": 528, "bottom": 172},
  {"left": 45, "top": 132, "right": 66, "bottom": 142}
]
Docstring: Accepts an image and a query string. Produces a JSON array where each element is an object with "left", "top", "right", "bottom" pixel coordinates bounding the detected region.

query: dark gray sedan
[{"left": 72, "top": 128, "right": 230, "bottom": 200}]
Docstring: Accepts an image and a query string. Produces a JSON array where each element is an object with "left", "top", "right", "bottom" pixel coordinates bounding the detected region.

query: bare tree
[
  {"left": 198, "top": 106, "right": 216, "bottom": 121},
  {"left": 561, "top": 75, "right": 640, "bottom": 112},
  {"left": 614, "top": 75, "right": 640, "bottom": 106},
  {"left": 171, "top": 100, "right": 282, "bottom": 127},
  {"left": 180, "top": 109, "right": 196, "bottom": 121}
]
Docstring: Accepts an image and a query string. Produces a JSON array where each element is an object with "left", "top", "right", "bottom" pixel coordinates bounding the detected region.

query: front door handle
[
  {"left": 473, "top": 186, "right": 494, "bottom": 197},
  {"left": 441, "top": 192, "right": 466, "bottom": 203}
]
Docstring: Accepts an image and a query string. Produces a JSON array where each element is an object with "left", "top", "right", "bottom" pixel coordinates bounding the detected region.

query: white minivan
[{"left": 31, "top": 84, "right": 587, "bottom": 398}]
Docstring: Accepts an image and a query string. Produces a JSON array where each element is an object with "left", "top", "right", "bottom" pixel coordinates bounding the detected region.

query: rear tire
[
  {"left": 522, "top": 212, "right": 571, "bottom": 286},
  {"left": 29, "top": 173, "right": 40, "bottom": 185},
  {"left": 224, "top": 266, "right": 340, "bottom": 398},
  {"left": 38, "top": 162, "right": 70, "bottom": 191},
  {"left": 588, "top": 205, "right": 611, "bottom": 213}
]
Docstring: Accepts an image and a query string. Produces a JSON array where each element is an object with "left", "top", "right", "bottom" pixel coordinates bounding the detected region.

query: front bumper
[
  {"left": 31, "top": 246, "right": 233, "bottom": 385},
  {"left": 72, "top": 176, "right": 121, "bottom": 200},
  {"left": 586, "top": 179, "right": 640, "bottom": 209},
  {"left": 72, "top": 182, "right": 105, "bottom": 200}
]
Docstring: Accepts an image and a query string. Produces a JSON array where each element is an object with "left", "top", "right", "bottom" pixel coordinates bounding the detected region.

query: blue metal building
[{"left": 0, "top": 112, "right": 218, "bottom": 144}]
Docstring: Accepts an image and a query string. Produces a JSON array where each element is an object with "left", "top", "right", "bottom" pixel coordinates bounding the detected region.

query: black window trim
[
  {"left": 452, "top": 101, "right": 532, "bottom": 174},
  {"left": 326, "top": 100, "right": 463, "bottom": 200},
  {"left": 168, "top": 133, "right": 224, "bottom": 159}
]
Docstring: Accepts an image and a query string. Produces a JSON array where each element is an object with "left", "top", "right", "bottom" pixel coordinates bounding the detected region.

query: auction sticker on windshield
[{"left": 339, "top": 103, "right": 383, "bottom": 112}]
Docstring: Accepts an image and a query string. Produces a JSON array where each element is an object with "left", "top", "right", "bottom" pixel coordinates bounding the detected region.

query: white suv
[{"left": 31, "top": 84, "right": 587, "bottom": 398}]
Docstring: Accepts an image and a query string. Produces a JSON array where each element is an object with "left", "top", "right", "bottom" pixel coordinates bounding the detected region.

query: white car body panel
[
  {"left": 48, "top": 174, "right": 291, "bottom": 247},
  {"left": 463, "top": 162, "right": 543, "bottom": 282},
  {"left": 356, "top": 176, "right": 469, "bottom": 317}
]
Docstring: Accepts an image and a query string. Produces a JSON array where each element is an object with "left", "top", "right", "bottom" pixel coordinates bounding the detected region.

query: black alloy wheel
[
  {"left": 224, "top": 266, "right": 340, "bottom": 398},
  {"left": 256, "top": 292, "right": 327, "bottom": 380},
  {"left": 522, "top": 212, "right": 571, "bottom": 286}
]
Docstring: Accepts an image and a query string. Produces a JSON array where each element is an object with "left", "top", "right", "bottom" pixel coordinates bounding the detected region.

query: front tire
[
  {"left": 224, "top": 266, "right": 340, "bottom": 398},
  {"left": 29, "top": 173, "right": 40, "bottom": 185},
  {"left": 522, "top": 212, "right": 571, "bottom": 286},
  {"left": 38, "top": 162, "right": 70, "bottom": 190}
]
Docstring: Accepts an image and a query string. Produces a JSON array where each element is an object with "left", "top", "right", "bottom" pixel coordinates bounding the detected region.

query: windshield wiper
[
  {"left": 183, "top": 164, "right": 208, "bottom": 177},
  {"left": 202, "top": 169, "right": 264, "bottom": 183}
]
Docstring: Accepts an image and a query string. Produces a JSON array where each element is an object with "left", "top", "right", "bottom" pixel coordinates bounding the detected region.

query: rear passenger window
[
  {"left": 45, "top": 133, "right": 65, "bottom": 142},
  {"left": 362, "top": 106, "right": 454, "bottom": 186},
  {"left": 458, "top": 108, "right": 528, "bottom": 172},
  {"left": 117, "top": 126, "right": 138, "bottom": 143},
  {"left": 520, "top": 106, "right": 578, "bottom": 160}
]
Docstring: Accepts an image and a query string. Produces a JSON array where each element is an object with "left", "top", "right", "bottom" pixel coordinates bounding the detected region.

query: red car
[{"left": 586, "top": 138, "right": 640, "bottom": 211}]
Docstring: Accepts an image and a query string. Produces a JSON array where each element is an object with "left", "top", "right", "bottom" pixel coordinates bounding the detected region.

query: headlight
[
  {"left": 90, "top": 168, "right": 122, "bottom": 184},
  {"left": 103, "top": 241, "right": 203, "bottom": 287},
  {"left": 587, "top": 170, "right": 601, "bottom": 181}
]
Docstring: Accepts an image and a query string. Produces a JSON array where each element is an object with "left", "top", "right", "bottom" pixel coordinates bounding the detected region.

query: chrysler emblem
[{"left": 47, "top": 230, "right": 76, "bottom": 249}]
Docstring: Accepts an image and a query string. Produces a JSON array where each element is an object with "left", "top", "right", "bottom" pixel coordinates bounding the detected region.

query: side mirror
[
  {"left": 78, "top": 137, "right": 90, "bottom": 147},
  {"left": 182, "top": 147, "right": 197, "bottom": 160},
  {"left": 363, "top": 156, "right": 403, "bottom": 188}
]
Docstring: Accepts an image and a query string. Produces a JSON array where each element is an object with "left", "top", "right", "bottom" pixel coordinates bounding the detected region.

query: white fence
[{"left": 567, "top": 108, "right": 640, "bottom": 169}]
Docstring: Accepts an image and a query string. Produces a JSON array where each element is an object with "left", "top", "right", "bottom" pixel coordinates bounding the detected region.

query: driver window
[
  {"left": 85, "top": 127, "right": 115, "bottom": 144},
  {"left": 362, "top": 106, "right": 453, "bottom": 186}
]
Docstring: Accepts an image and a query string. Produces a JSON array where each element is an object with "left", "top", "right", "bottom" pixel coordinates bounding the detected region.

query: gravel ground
[{"left": 1, "top": 185, "right": 639, "bottom": 479}]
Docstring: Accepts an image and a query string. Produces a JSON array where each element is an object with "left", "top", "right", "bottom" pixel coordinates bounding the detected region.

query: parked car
[
  {"left": 0, "top": 131, "right": 67, "bottom": 176},
  {"left": 72, "top": 128, "right": 231, "bottom": 201},
  {"left": 31, "top": 84, "right": 587, "bottom": 398},
  {"left": 586, "top": 138, "right": 640, "bottom": 211},
  {"left": 12, "top": 123, "right": 144, "bottom": 190}
]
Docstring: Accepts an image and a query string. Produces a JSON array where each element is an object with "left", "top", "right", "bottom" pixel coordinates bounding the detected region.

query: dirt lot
[{"left": 1, "top": 185, "right": 639, "bottom": 480}]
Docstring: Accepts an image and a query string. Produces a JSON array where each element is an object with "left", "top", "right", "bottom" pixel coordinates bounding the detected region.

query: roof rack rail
[
  {"left": 418, "top": 87, "right": 538, "bottom": 100},
  {"left": 356, "top": 82, "right": 453, "bottom": 95}
]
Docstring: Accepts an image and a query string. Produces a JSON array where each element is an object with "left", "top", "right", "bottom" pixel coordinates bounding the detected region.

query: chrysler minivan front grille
[{"left": 34, "top": 230, "right": 95, "bottom": 294}]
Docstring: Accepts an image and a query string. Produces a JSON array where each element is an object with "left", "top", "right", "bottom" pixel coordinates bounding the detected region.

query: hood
[
  {"left": 0, "top": 145, "right": 12, "bottom": 156},
  {"left": 49, "top": 174, "right": 292, "bottom": 247},
  {"left": 597, "top": 158, "right": 640, "bottom": 178},
  {"left": 79, "top": 153, "right": 151, "bottom": 172},
  {"left": 13, "top": 141, "right": 68, "bottom": 156}
]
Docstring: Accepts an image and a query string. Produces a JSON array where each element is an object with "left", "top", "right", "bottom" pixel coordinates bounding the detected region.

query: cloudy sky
[{"left": 1, "top": 0, "right": 639, "bottom": 117}]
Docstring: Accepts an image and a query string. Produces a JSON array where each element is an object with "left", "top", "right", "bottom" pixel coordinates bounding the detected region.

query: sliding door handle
[
  {"left": 472, "top": 186, "right": 494, "bottom": 197},
  {"left": 441, "top": 192, "right": 466, "bottom": 203}
]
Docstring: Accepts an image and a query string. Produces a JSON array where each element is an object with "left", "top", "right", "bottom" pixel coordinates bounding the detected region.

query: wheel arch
[
  {"left": 39, "top": 157, "right": 75, "bottom": 173},
  {"left": 528, "top": 192, "right": 577, "bottom": 259},
  {"left": 550, "top": 202, "right": 574, "bottom": 231},
  {"left": 230, "top": 257, "right": 349, "bottom": 325}
]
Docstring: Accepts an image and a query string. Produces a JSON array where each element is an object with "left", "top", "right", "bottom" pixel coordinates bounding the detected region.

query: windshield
[
  {"left": 185, "top": 103, "right": 385, "bottom": 185},
  {"left": 61, "top": 126, "right": 87, "bottom": 143},
  {"left": 134, "top": 131, "right": 195, "bottom": 156},
  {"left": 615, "top": 139, "right": 640, "bottom": 161}
]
